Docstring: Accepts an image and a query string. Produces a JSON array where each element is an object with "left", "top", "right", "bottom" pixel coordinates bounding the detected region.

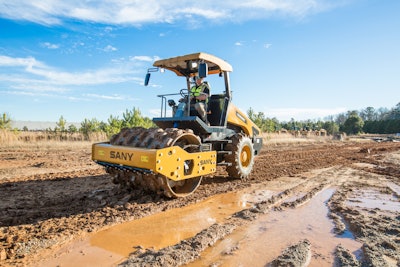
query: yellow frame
[{"left": 92, "top": 143, "right": 217, "bottom": 181}]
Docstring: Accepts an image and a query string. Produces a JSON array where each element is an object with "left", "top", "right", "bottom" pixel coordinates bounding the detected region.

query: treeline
[
  {"left": 247, "top": 109, "right": 339, "bottom": 134},
  {"left": 0, "top": 108, "right": 154, "bottom": 139},
  {"left": 70, "top": 108, "right": 154, "bottom": 138},
  {"left": 247, "top": 102, "right": 400, "bottom": 135},
  {"left": 1, "top": 103, "right": 399, "bottom": 138}
]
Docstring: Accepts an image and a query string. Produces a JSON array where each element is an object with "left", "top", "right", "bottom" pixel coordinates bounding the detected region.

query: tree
[
  {"left": 387, "top": 102, "right": 400, "bottom": 120},
  {"left": 335, "top": 113, "right": 347, "bottom": 126},
  {"left": 247, "top": 108, "right": 278, "bottom": 132},
  {"left": 385, "top": 119, "right": 400, "bottom": 134},
  {"left": 0, "top": 112, "right": 12, "bottom": 129},
  {"left": 360, "top": 107, "right": 376, "bottom": 121},
  {"left": 376, "top": 107, "right": 389, "bottom": 120},
  {"left": 68, "top": 124, "right": 78, "bottom": 133},
  {"left": 322, "top": 121, "right": 339, "bottom": 135},
  {"left": 80, "top": 118, "right": 102, "bottom": 137},
  {"left": 341, "top": 112, "right": 364, "bottom": 135},
  {"left": 264, "top": 117, "right": 279, "bottom": 132},
  {"left": 105, "top": 115, "right": 123, "bottom": 136},
  {"left": 56, "top": 115, "right": 67, "bottom": 132},
  {"left": 122, "top": 107, "right": 154, "bottom": 128}
]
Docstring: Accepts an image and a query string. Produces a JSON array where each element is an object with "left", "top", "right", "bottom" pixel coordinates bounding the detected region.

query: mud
[
  {"left": 0, "top": 139, "right": 399, "bottom": 266},
  {"left": 271, "top": 239, "right": 311, "bottom": 267}
]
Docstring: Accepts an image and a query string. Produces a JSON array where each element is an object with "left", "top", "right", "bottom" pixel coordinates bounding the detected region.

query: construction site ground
[{"left": 0, "top": 135, "right": 399, "bottom": 266}]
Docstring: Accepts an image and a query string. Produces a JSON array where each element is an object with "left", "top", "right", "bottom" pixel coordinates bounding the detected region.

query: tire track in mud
[
  {"left": 122, "top": 164, "right": 400, "bottom": 267},
  {"left": 121, "top": 166, "right": 348, "bottom": 266},
  {"left": 328, "top": 168, "right": 400, "bottom": 266},
  {"left": 1, "top": 141, "right": 400, "bottom": 266},
  {"left": 121, "top": 172, "right": 331, "bottom": 266}
]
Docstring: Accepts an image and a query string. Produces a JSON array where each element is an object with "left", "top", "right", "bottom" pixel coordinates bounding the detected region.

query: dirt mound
[{"left": 271, "top": 239, "right": 311, "bottom": 267}]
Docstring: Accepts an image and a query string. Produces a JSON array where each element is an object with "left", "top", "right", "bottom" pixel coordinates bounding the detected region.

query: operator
[{"left": 190, "top": 76, "right": 210, "bottom": 123}]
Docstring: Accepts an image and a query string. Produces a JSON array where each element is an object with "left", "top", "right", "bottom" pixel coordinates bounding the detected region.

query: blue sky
[{"left": 0, "top": 0, "right": 399, "bottom": 123}]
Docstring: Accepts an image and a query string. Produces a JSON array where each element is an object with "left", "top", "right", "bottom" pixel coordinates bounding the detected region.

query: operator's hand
[{"left": 196, "top": 94, "right": 208, "bottom": 101}]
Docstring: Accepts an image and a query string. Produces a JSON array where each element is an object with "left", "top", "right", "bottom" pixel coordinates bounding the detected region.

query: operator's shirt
[{"left": 190, "top": 83, "right": 210, "bottom": 104}]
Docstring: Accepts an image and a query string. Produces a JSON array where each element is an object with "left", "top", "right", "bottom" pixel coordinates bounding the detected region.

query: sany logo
[
  {"left": 110, "top": 151, "right": 133, "bottom": 161},
  {"left": 200, "top": 159, "right": 213, "bottom": 165}
]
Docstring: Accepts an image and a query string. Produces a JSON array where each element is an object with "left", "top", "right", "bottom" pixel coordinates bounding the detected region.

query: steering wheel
[{"left": 180, "top": 88, "right": 189, "bottom": 98}]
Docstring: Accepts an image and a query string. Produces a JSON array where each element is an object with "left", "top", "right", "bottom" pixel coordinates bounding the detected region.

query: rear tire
[{"left": 225, "top": 134, "right": 255, "bottom": 179}]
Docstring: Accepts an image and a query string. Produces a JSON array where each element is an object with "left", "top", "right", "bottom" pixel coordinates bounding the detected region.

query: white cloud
[
  {"left": 41, "top": 42, "right": 60, "bottom": 49},
  {"left": 235, "top": 42, "right": 244, "bottom": 46},
  {"left": 175, "top": 7, "right": 226, "bottom": 20},
  {"left": 11, "top": 83, "right": 68, "bottom": 93},
  {"left": 0, "top": 55, "right": 45, "bottom": 68},
  {"left": 83, "top": 93, "right": 124, "bottom": 100},
  {"left": 83, "top": 93, "right": 141, "bottom": 102},
  {"left": 0, "top": 1, "right": 345, "bottom": 26},
  {"left": 0, "top": 54, "right": 145, "bottom": 86},
  {"left": 104, "top": 26, "right": 114, "bottom": 33},
  {"left": 264, "top": 43, "right": 272, "bottom": 48},
  {"left": 0, "top": 90, "right": 42, "bottom": 97},
  {"left": 130, "top": 56, "right": 156, "bottom": 62},
  {"left": 103, "top": 45, "right": 117, "bottom": 52}
]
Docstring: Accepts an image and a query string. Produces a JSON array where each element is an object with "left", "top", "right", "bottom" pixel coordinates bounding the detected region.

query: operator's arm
[
  {"left": 195, "top": 92, "right": 208, "bottom": 101},
  {"left": 190, "top": 83, "right": 209, "bottom": 101},
  {"left": 195, "top": 85, "right": 209, "bottom": 101}
]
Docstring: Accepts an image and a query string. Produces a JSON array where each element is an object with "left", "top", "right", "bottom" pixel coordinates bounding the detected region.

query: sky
[{"left": 0, "top": 0, "right": 399, "bottom": 124}]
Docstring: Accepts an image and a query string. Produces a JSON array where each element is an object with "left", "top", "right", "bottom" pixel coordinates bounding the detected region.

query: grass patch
[{"left": 0, "top": 130, "right": 108, "bottom": 148}]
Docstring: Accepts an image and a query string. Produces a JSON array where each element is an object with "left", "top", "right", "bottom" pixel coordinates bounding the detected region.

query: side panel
[
  {"left": 226, "top": 103, "right": 261, "bottom": 137},
  {"left": 92, "top": 143, "right": 157, "bottom": 170},
  {"left": 92, "top": 143, "right": 216, "bottom": 181}
]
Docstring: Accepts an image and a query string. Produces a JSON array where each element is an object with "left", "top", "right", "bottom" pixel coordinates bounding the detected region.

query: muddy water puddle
[
  {"left": 33, "top": 168, "right": 365, "bottom": 267},
  {"left": 37, "top": 187, "right": 278, "bottom": 267},
  {"left": 188, "top": 188, "right": 362, "bottom": 267},
  {"left": 388, "top": 182, "right": 400, "bottom": 195},
  {"left": 346, "top": 188, "right": 400, "bottom": 212}
]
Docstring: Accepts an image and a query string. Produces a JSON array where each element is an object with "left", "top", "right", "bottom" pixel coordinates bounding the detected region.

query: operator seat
[{"left": 207, "top": 94, "right": 229, "bottom": 126}]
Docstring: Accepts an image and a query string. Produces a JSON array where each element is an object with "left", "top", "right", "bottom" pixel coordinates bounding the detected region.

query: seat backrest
[{"left": 207, "top": 94, "right": 228, "bottom": 126}]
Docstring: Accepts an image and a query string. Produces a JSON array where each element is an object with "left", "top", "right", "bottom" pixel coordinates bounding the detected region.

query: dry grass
[
  {"left": 0, "top": 129, "right": 18, "bottom": 144},
  {"left": 1, "top": 129, "right": 339, "bottom": 149},
  {"left": 0, "top": 130, "right": 108, "bottom": 148},
  {"left": 262, "top": 132, "right": 334, "bottom": 146}
]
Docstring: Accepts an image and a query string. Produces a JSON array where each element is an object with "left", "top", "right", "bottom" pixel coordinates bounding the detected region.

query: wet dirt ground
[{"left": 0, "top": 138, "right": 399, "bottom": 266}]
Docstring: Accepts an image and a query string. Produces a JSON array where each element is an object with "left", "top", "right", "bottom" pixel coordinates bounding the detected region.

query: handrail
[{"left": 156, "top": 93, "right": 181, "bottom": 117}]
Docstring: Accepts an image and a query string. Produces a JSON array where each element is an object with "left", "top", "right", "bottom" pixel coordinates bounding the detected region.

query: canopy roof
[{"left": 153, "top": 52, "right": 233, "bottom": 77}]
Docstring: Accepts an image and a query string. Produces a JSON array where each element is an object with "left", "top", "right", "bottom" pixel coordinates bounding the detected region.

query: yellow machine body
[
  {"left": 92, "top": 143, "right": 217, "bottom": 181},
  {"left": 92, "top": 52, "right": 263, "bottom": 198},
  {"left": 226, "top": 103, "right": 261, "bottom": 138}
]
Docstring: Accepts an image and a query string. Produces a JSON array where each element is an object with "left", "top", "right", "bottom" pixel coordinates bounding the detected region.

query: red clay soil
[{"left": 0, "top": 139, "right": 399, "bottom": 266}]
